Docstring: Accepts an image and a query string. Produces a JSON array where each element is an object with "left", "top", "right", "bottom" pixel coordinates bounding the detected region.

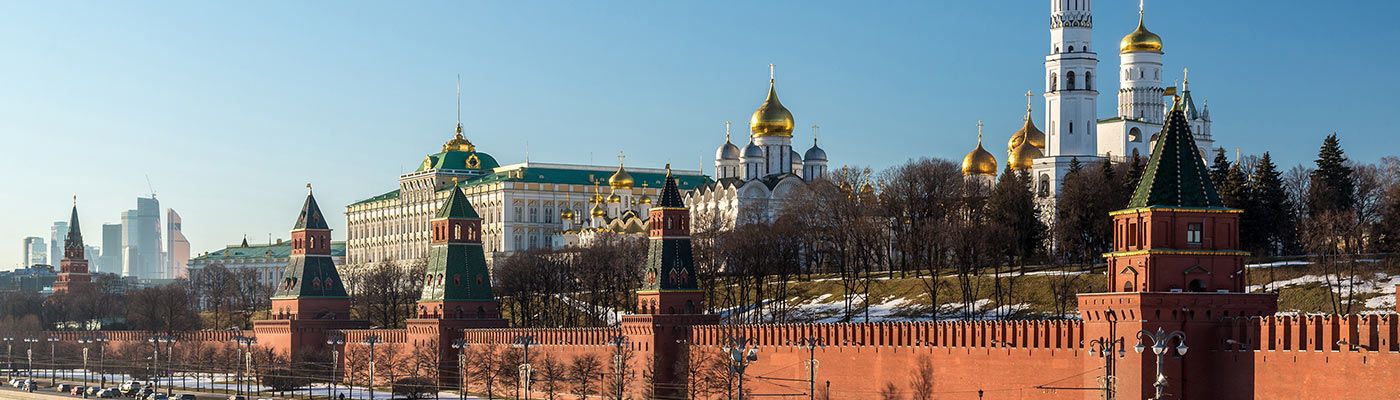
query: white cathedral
[
  {"left": 687, "top": 74, "right": 829, "bottom": 228},
  {"left": 962, "top": 0, "right": 1215, "bottom": 201}
]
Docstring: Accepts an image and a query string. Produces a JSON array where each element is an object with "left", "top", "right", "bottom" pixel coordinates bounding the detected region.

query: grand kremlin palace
[{"left": 343, "top": 124, "right": 708, "bottom": 269}]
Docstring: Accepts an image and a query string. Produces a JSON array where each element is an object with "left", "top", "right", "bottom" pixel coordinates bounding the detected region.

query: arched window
[
  {"left": 1123, "top": 281, "right": 1135, "bottom": 292},
  {"left": 1084, "top": 71, "right": 1092, "bottom": 90},
  {"left": 1066, "top": 71, "right": 1076, "bottom": 90},
  {"left": 1049, "top": 73, "right": 1058, "bottom": 92},
  {"left": 453, "top": 224, "right": 461, "bottom": 240},
  {"left": 1069, "top": 121, "right": 1074, "bottom": 134},
  {"left": 1140, "top": 69, "right": 1145, "bottom": 79},
  {"left": 1129, "top": 127, "right": 1142, "bottom": 142},
  {"left": 1154, "top": 69, "right": 1160, "bottom": 79},
  {"left": 1068, "top": 45, "right": 1074, "bottom": 52},
  {"left": 1124, "top": 69, "right": 1129, "bottom": 80},
  {"left": 1038, "top": 174, "right": 1051, "bottom": 197}
]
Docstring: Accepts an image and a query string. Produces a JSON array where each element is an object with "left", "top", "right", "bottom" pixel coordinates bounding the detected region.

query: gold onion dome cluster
[
  {"left": 559, "top": 208, "right": 575, "bottom": 220},
  {"left": 591, "top": 203, "right": 606, "bottom": 217},
  {"left": 750, "top": 80, "right": 795, "bottom": 137},
  {"left": 1008, "top": 137, "right": 1044, "bottom": 171},
  {"left": 1008, "top": 109, "right": 1046, "bottom": 152},
  {"left": 962, "top": 139, "right": 997, "bottom": 176},
  {"left": 1120, "top": 14, "right": 1163, "bottom": 53},
  {"left": 608, "top": 164, "right": 634, "bottom": 189}
]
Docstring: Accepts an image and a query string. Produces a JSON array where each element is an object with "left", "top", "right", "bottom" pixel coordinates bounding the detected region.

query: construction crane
[{"left": 146, "top": 175, "right": 157, "bottom": 198}]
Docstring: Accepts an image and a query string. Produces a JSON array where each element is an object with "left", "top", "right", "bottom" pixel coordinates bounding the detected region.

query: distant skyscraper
[
  {"left": 121, "top": 196, "right": 162, "bottom": 279},
  {"left": 101, "top": 223, "right": 122, "bottom": 275},
  {"left": 167, "top": 209, "right": 189, "bottom": 279},
  {"left": 50, "top": 221, "right": 68, "bottom": 268},
  {"left": 22, "top": 237, "right": 46, "bottom": 267}
]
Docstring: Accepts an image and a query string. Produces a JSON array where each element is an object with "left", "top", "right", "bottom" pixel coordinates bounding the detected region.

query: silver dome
[
  {"left": 804, "top": 144, "right": 827, "bottom": 161},
  {"left": 716, "top": 141, "right": 740, "bottom": 160},
  {"left": 742, "top": 142, "right": 764, "bottom": 158}
]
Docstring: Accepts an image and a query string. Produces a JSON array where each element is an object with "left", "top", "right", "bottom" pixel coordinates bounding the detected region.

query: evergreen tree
[
  {"left": 1210, "top": 148, "right": 1231, "bottom": 190},
  {"left": 1244, "top": 153, "right": 1295, "bottom": 255},
  {"left": 1221, "top": 162, "right": 1250, "bottom": 209},
  {"left": 987, "top": 169, "right": 1045, "bottom": 267},
  {"left": 1309, "top": 133, "right": 1356, "bottom": 214},
  {"left": 1123, "top": 152, "right": 1145, "bottom": 197},
  {"left": 1069, "top": 157, "right": 1084, "bottom": 175}
]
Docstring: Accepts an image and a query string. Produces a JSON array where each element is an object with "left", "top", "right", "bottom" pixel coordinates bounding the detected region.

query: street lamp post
[
  {"left": 147, "top": 335, "right": 162, "bottom": 394},
  {"left": 607, "top": 336, "right": 628, "bottom": 400},
  {"left": 514, "top": 335, "right": 536, "bottom": 399},
  {"left": 24, "top": 336, "right": 37, "bottom": 392},
  {"left": 94, "top": 337, "right": 107, "bottom": 389},
  {"left": 1134, "top": 328, "right": 1188, "bottom": 400},
  {"left": 362, "top": 334, "right": 381, "bottom": 399},
  {"left": 3, "top": 337, "right": 12, "bottom": 380},
  {"left": 164, "top": 337, "right": 176, "bottom": 396},
  {"left": 450, "top": 339, "right": 470, "bottom": 400},
  {"left": 80, "top": 337, "right": 93, "bottom": 397},
  {"left": 720, "top": 336, "right": 758, "bottom": 400},
  {"left": 327, "top": 336, "right": 344, "bottom": 400},
  {"left": 45, "top": 336, "right": 57, "bottom": 386},
  {"left": 1087, "top": 337, "right": 1126, "bottom": 400},
  {"left": 232, "top": 336, "right": 257, "bottom": 398},
  {"left": 796, "top": 337, "right": 826, "bottom": 400}
]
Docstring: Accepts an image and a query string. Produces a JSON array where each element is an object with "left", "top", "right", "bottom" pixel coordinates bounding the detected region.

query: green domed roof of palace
[{"left": 417, "top": 150, "right": 500, "bottom": 172}]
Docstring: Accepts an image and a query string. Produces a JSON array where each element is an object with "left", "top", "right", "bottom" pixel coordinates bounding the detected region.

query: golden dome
[
  {"left": 962, "top": 140, "right": 997, "bottom": 177},
  {"left": 609, "top": 163, "right": 634, "bottom": 189},
  {"left": 560, "top": 208, "right": 575, "bottom": 219},
  {"left": 1120, "top": 14, "right": 1163, "bottom": 53},
  {"left": 750, "top": 80, "right": 794, "bottom": 138},
  {"left": 1008, "top": 109, "right": 1046, "bottom": 152},
  {"left": 591, "top": 203, "right": 606, "bottom": 217},
  {"left": 1008, "top": 138, "right": 1044, "bottom": 171},
  {"left": 442, "top": 124, "right": 476, "bottom": 152},
  {"left": 607, "top": 193, "right": 622, "bottom": 203}
]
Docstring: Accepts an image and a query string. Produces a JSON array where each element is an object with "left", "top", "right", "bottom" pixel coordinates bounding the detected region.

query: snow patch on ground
[{"left": 1249, "top": 272, "right": 1400, "bottom": 310}]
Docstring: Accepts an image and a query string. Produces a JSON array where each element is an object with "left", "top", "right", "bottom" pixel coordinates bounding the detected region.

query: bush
[{"left": 393, "top": 377, "right": 436, "bottom": 399}]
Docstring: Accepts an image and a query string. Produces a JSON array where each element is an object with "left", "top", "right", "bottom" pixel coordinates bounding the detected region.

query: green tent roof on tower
[
  {"left": 295, "top": 192, "right": 330, "bottom": 230},
  {"left": 436, "top": 185, "right": 480, "bottom": 219},
  {"left": 66, "top": 203, "right": 82, "bottom": 243},
  {"left": 1126, "top": 97, "right": 1224, "bottom": 209}
]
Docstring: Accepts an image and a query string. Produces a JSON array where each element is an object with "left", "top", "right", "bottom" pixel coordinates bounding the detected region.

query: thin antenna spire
[
  {"left": 769, "top": 63, "right": 775, "bottom": 81},
  {"left": 73, "top": 195, "right": 76, "bottom": 206},
  {"left": 1139, "top": 0, "right": 1145, "bottom": 16},
  {"left": 456, "top": 74, "right": 462, "bottom": 134},
  {"left": 525, "top": 141, "right": 530, "bottom": 164},
  {"left": 1235, "top": 148, "right": 1241, "bottom": 164},
  {"left": 306, "top": 183, "right": 312, "bottom": 194}
]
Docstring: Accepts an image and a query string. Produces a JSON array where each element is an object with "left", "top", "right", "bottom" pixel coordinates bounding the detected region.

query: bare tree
[
  {"left": 570, "top": 353, "right": 602, "bottom": 398},
  {"left": 908, "top": 355, "right": 935, "bottom": 400}
]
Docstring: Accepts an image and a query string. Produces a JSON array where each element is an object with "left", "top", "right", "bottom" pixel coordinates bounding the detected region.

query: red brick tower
[
  {"left": 254, "top": 186, "right": 368, "bottom": 356},
  {"left": 53, "top": 199, "right": 91, "bottom": 294},
  {"left": 622, "top": 165, "right": 719, "bottom": 398},
  {"left": 1079, "top": 98, "right": 1277, "bottom": 399},
  {"left": 406, "top": 183, "right": 506, "bottom": 385}
]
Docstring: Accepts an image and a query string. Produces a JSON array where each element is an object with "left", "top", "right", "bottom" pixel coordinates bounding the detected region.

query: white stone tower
[
  {"left": 1097, "top": 0, "right": 1165, "bottom": 162},
  {"left": 1033, "top": 0, "right": 1102, "bottom": 200}
]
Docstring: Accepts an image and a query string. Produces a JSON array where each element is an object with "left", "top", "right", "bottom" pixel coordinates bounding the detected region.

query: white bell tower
[{"left": 1044, "top": 0, "right": 1099, "bottom": 157}]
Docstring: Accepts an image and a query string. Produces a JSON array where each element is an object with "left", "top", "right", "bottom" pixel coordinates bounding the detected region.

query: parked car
[
  {"left": 227, "top": 395, "right": 247, "bottom": 400},
  {"left": 137, "top": 387, "right": 155, "bottom": 397},
  {"left": 119, "top": 381, "right": 142, "bottom": 392},
  {"left": 173, "top": 395, "right": 196, "bottom": 400},
  {"left": 95, "top": 388, "right": 118, "bottom": 398},
  {"left": 87, "top": 386, "right": 102, "bottom": 396},
  {"left": 57, "top": 383, "right": 72, "bottom": 392},
  {"left": 71, "top": 385, "right": 86, "bottom": 395}
]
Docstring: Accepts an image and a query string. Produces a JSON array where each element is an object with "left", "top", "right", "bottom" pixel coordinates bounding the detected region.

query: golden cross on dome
[
  {"left": 617, "top": 151, "right": 626, "bottom": 165},
  {"left": 1025, "top": 90, "right": 1035, "bottom": 112},
  {"left": 769, "top": 63, "right": 775, "bottom": 81},
  {"left": 725, "top": 121, "right": 731, "bottom": 141},
  {"left": 1139, "top": 0, "right": 1145, "bottom": 16},
  {"left": 976, "top": 120, "right": 983, "bottom": 144}
]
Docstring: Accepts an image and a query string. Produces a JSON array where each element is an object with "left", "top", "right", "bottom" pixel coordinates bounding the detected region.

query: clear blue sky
[{"left": 2, "top": 1, "right": 1396, "bottom": 268}]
